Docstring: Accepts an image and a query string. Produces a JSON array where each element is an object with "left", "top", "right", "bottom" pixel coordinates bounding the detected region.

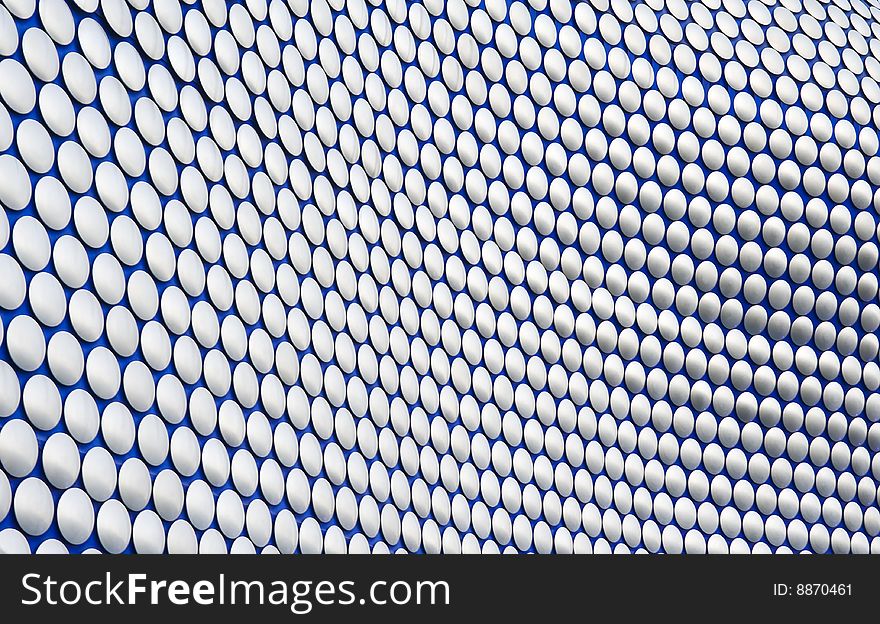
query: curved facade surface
[{"left": 0, "top": 0, "right": 879, "bottom": 554}]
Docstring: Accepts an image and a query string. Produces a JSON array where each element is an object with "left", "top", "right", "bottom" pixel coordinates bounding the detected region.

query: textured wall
[{"left": 0, "top": 0, "right": 879, "bottom": 554}]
